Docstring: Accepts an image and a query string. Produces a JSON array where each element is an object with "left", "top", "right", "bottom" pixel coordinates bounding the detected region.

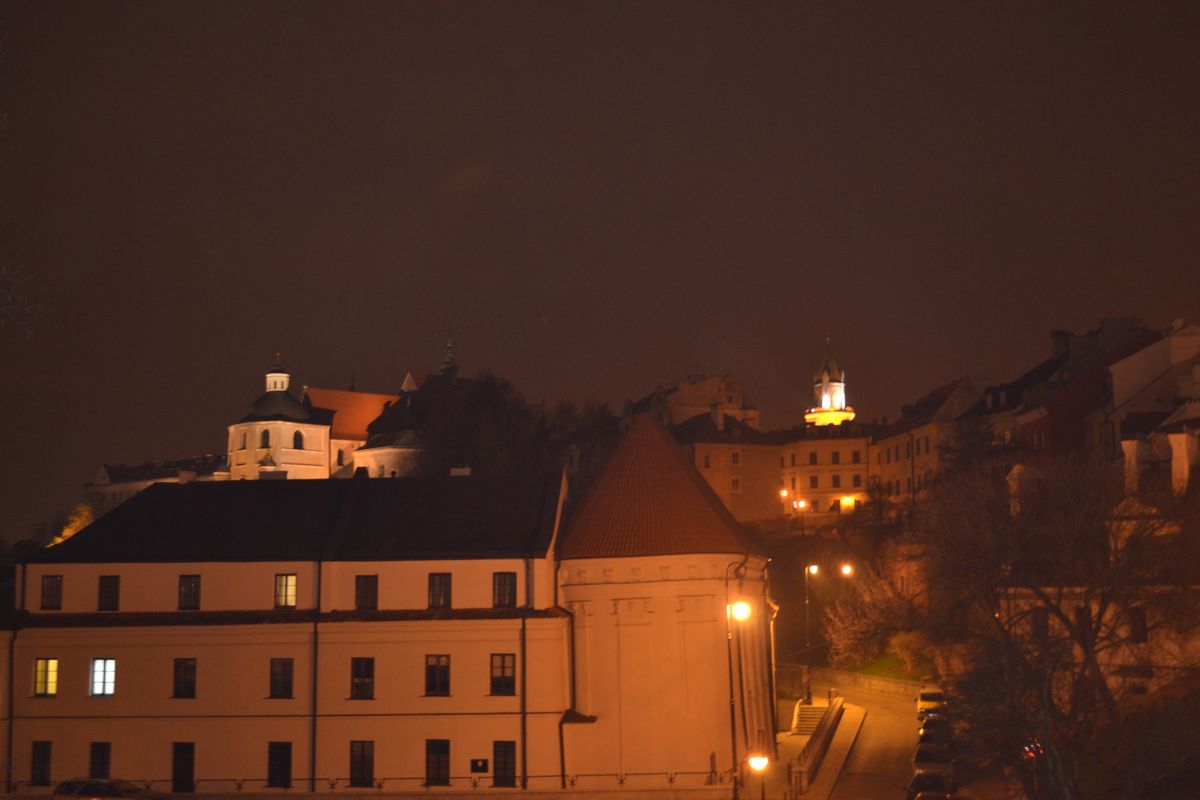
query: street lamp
[
  {"left": 746, "top": 755, "right": 768, "bottom": 800},
  {"left": 791, "top": 498, "right": 808, "bottom": 533},
  {"left": 840, "top": 562, "right": 854, "bottom": 577},
  {"left": 803, "top": 564, "right": 818, "bottom": 703},
  {"left": 728, "top": 600, "right": 752, "bottom": 622}
]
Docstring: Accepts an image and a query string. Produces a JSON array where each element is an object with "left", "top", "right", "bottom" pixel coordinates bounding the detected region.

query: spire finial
[
  {"left": 441, "top": 338, "right": 459, "bottom": 381},
  {"left": 272, "top": 351, "right": 284, "bottom": 371}
]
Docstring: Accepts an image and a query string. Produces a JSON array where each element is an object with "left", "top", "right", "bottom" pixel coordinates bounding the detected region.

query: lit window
[
  {"left": 34, "top": 658, "right": 58, "bottom": 697},
  {"left": 490, "top": 653, "right": 516, "bottom": 695},
  {"left": 274, "top": 574, "right": 297, "bottom": 609},
  {"left": 293, "top": 431, "right": 304, "bottom": 450},
  {"left": 40, "top": 575, "right": 63, "bottom": 611},
  {"left": 90, "top": 658, "right": 116, "bottom": 696}
]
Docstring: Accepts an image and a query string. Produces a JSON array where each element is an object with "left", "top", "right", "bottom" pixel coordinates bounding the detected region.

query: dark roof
[
  {"left": 20, "top": 607, "right": 565, "bottom": 628},
  {"left": 33, "top": 474, "right": 560, "bottom": 564},
  {"left": 879, "top": 379, "right": 968, "bottom": 437},
  {"left": 813, "top": 346, "right": 844, "bottom": 383},
  {"left": 559, "top": 414, "right": 765, "bottom": 559},
  {"left": 88, "top": 454, "right": 227, "bottom": 486},
  {"left": 238, "top": 390, "right": 334, "bottom": 425},
  {"left": 366, "top": 373, "right": 477, "bottom": 438},
  {"left": 671, "top": 413, "right": 772, "bottom": 445}
]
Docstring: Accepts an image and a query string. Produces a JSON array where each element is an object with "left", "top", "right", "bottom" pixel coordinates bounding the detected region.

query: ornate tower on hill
[{"left": 804, "top": 336, "right": 856, "bottom": 426}]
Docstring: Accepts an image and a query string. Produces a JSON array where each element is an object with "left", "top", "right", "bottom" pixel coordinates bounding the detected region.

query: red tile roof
[
  {"left": 559, "top": 414, "right": 765, "bottom": 559},
  {"left": 303, "top": 387, "right": 400, "bottom": 440}
]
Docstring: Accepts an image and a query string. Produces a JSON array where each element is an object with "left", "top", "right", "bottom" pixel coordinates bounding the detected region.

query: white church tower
[{"left": 804, "top": 335, "right": 856, "bottom": 426}]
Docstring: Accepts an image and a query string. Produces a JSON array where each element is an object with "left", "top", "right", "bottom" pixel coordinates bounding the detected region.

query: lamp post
[
  {"left": 791, "top": 498, "right": 807, "bottom": 534},
  {"left": 747, "top": 755, "right": 768, "bottom": 800},
  {"left": 803, "top": 564, "right": 818, "bottom": 703}
]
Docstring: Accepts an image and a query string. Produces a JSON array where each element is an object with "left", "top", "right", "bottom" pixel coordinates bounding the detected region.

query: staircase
[{"left": 792, "top": 703, "right": 826, "bottom": 735}]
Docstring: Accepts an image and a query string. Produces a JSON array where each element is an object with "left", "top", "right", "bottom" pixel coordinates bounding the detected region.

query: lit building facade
[{"left": 15, "top": 416, "right": 774, "bottom": 798}]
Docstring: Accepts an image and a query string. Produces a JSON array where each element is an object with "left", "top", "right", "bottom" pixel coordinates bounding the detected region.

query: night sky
[{"left": 2, "top": 2, "right": 1198, "bottom": 538}]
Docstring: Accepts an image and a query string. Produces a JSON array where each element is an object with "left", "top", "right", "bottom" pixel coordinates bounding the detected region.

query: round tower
[{"left": 803, "top": 335, "right": 856, "bottom": 426}]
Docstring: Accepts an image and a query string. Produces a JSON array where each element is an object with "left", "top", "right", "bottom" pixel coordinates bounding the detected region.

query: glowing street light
[
  {"left": 807, "top": 564, "right": 819, "bottom": 576},
  {"left": 728, "top": 600, "right": 752, "bottom": 622},
  {"left": 840, "top": 563, "right": 855, "bottom": 577},
  {"left": 747, "top": 755, "right": 768, "bottom": 772}
]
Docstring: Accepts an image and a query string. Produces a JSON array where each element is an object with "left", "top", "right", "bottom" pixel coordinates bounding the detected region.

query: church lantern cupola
[
  {"left": 265, "top": 354, "right": 290, "bottom": 393},
  {"left": 804, "top": 336, "right": 856, "bottom": 426}
]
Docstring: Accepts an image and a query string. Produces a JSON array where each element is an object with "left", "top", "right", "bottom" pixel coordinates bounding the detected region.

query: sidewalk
[{"left": 764, "top": 703, "right": 866, "bottom": 800}]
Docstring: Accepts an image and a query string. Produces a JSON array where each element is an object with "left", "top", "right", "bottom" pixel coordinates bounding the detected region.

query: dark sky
[{"left": 2, "top": 2, "right": 1198, "bottom": 539}]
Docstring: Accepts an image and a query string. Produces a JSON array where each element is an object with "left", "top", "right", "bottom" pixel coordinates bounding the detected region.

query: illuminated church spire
[
  {"left": 265, "top": 353, "right": 291, "bottom": 393},
  {"left": 804, "top": 335, "right": 855, "bottom": 426}
]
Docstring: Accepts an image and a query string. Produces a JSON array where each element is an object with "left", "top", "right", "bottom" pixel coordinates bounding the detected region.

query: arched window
[
  {"left": 239, "top": 432, "right": 247, "bottom": 450},
  {"left": 293, "top": 430, "right": 304, "bottom": 450},
  {"left": 336, "top": 449, "right": 344, "bottom": 466},
  {"left": 260, "top": 429, "right": 270, "bottom": 448}
]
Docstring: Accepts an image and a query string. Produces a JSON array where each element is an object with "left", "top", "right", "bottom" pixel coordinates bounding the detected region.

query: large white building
[{"left": 15, "top": 416, "right": 774, "bottom": 798}]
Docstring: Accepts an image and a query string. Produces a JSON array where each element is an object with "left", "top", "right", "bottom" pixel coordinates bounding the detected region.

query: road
[{"left": 815, "top": 679, "right": 1011, "bottom": 800}]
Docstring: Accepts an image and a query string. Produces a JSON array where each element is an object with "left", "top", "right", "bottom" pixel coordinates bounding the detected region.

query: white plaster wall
[{"left": 351, "top": 447, "right": 422, "bottom": 479}]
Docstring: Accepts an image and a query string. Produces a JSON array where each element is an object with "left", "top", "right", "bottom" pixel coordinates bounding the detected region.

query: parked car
[
  {"left": 918, "top": 716, "right": 954, "bottom": 746},
  {"left": 53, "top": 780, "right": 169, "bottom": 800},
  {"left": 916, "top": 685, "right": 947, "bottom": 720},
  {"left": 912, "top": 742, "right": 956, "bottom": 786},
  {"left": 905, "top": 770, "right": 953, "bottom": 799}
]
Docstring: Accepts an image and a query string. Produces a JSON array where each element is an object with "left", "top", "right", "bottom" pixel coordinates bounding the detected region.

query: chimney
[{"left": 710, "top": 403, "right": 724, "bottom": 431}]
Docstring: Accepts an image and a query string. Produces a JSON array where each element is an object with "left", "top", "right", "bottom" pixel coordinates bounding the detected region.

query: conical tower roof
[
  {"left": 813, "top": 336, "right": 845, "bottom": 383},
  {"left": 559, "top": 414, "right": 765, "bottom": 559}
]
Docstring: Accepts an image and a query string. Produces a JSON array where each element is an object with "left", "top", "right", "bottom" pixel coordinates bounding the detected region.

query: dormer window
[
  {"left": 293, "top": 431, "right": 304, "bottom": 450},
  {"left": 260, "top": 430, "right": 270, "bottom": 448}
]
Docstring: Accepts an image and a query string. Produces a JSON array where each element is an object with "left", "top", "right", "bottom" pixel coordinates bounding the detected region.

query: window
[
  {"left": 178, "top": 575, "right": 201, "bottom": 610},
  {"left": 493, "top": 741, "right": 516, "bottom": 788},
  {"left": 239, "top": 432, "right": 247, "bottom": 450},
  {"left": 832, "top": 475, "right": 841, "bottom": 488},
  {"left": 425, "top": 740, "right": 450, "bottom": 786},
  {"left": 730, "top": 450, "right": 741, "bottom": 465},
  {"left": 702, "top": 454, "right": 710, "bottom": 469},
  {"left": 490, "top": 654, "right": 516, "bottom": 695},
  {"left": 425, "top": 654, "right": 450, "bottom": 696},
  {"left": 779, "top": 456, "right": 784, "bottom": 468},
  {"left": 428, "top": 573, "right": 451, "bottom": 609},
  {"left": 1030, "top": 608, "right": 1049, "bottom": 641},
  {"left": 34, "top": 658, "right": 58, "bottom": 697},
  {"left": 852, "top": 474, "right": 862, "bottom": 488},
  {"left": 906, "top": 477, "right": 912, "bottom": 493},
  {"left": 292, "top": 430, "right": 304, "bottom": 450},
  {"left": 274, "top": 574, "right": 297, "bottom": 608},
  {"left": 355, "top": 575, "right": 378, "bottom": 611},
  {"left": 790, "top": 476, "right": 796, "bottom": 491},
  {"left": 808, "top": 452, "right": 817, "bottom": 465},
  {"left": 90, "top": 742, "right": 111, "bottom": 779},
  {"left": 173, "top": 658, "right": 197, "bottom": 699},
  {"left": 350, "top": 657, "right": 375, "bottom": 699},
  {"left": 260, "top": 429, "right": 271, "bottom": 448},
  {"left": 40, "top": 575, "right": 63, "bottom": 610},
  {"left": 350, "top": 741, "right": 374, "bottom": 788},
  {"left": 852, "top": 450, "right": 861, "bottom": 464},
  {"left": 831, "top": 451, "right": 840, "bottom": 465},
  {"left": 91, "top": 658, "right": 116, "bottom": 696},
  {"left": 894, "top": 445, "right": 900, "bottom": 461},
  {"left": 267, "top": 657, "right": 295, "bottom": 698},
  {"left": 1128, "top": 606, "right": 1148, "bottom": 644},
  {"left": 267, "top": 742, "right": 292, "bottom": 789},
  {"left": 809, "top": 476, "right": 818, "bottom": 489},
  {"left": 924, "top": 435, "right": 930, "bottom": 453},
  {"left": 731, "top": 477, "right": 742, "bottom": 493},
  {"left": 492, "top": 572, "right": 517, "bottom": 608},
  {"left": 885, "top": 448, "right": 891, "bottom": 465},
  {"left": 31, "top": 741, "right": 51, "bottom": 787},
  {"left": 97, "top": 575, "right": 120, "bottom": 611},
  {"left": 790, "top": 452, "right": 796, "bottom": 467},
  {"left": 336, "top": 449, "right": 345, "bottom": 466}
]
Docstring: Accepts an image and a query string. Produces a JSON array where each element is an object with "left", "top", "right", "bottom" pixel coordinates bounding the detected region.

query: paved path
[{"left": 820, "top": 682, "right": 914, "bottom": 800}]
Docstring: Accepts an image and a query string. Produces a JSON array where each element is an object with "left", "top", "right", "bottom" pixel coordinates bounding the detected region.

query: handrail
[{"left": 788, "top": 695, "right": 845, "bottom": 797}]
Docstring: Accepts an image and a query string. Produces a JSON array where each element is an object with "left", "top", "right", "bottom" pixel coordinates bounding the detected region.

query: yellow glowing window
[
  {"left": 34, "top": 658, "right": 58, "bottom": 696},
  {"left": 274, "top": 574, "right": 297, "bottom": 608}
]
